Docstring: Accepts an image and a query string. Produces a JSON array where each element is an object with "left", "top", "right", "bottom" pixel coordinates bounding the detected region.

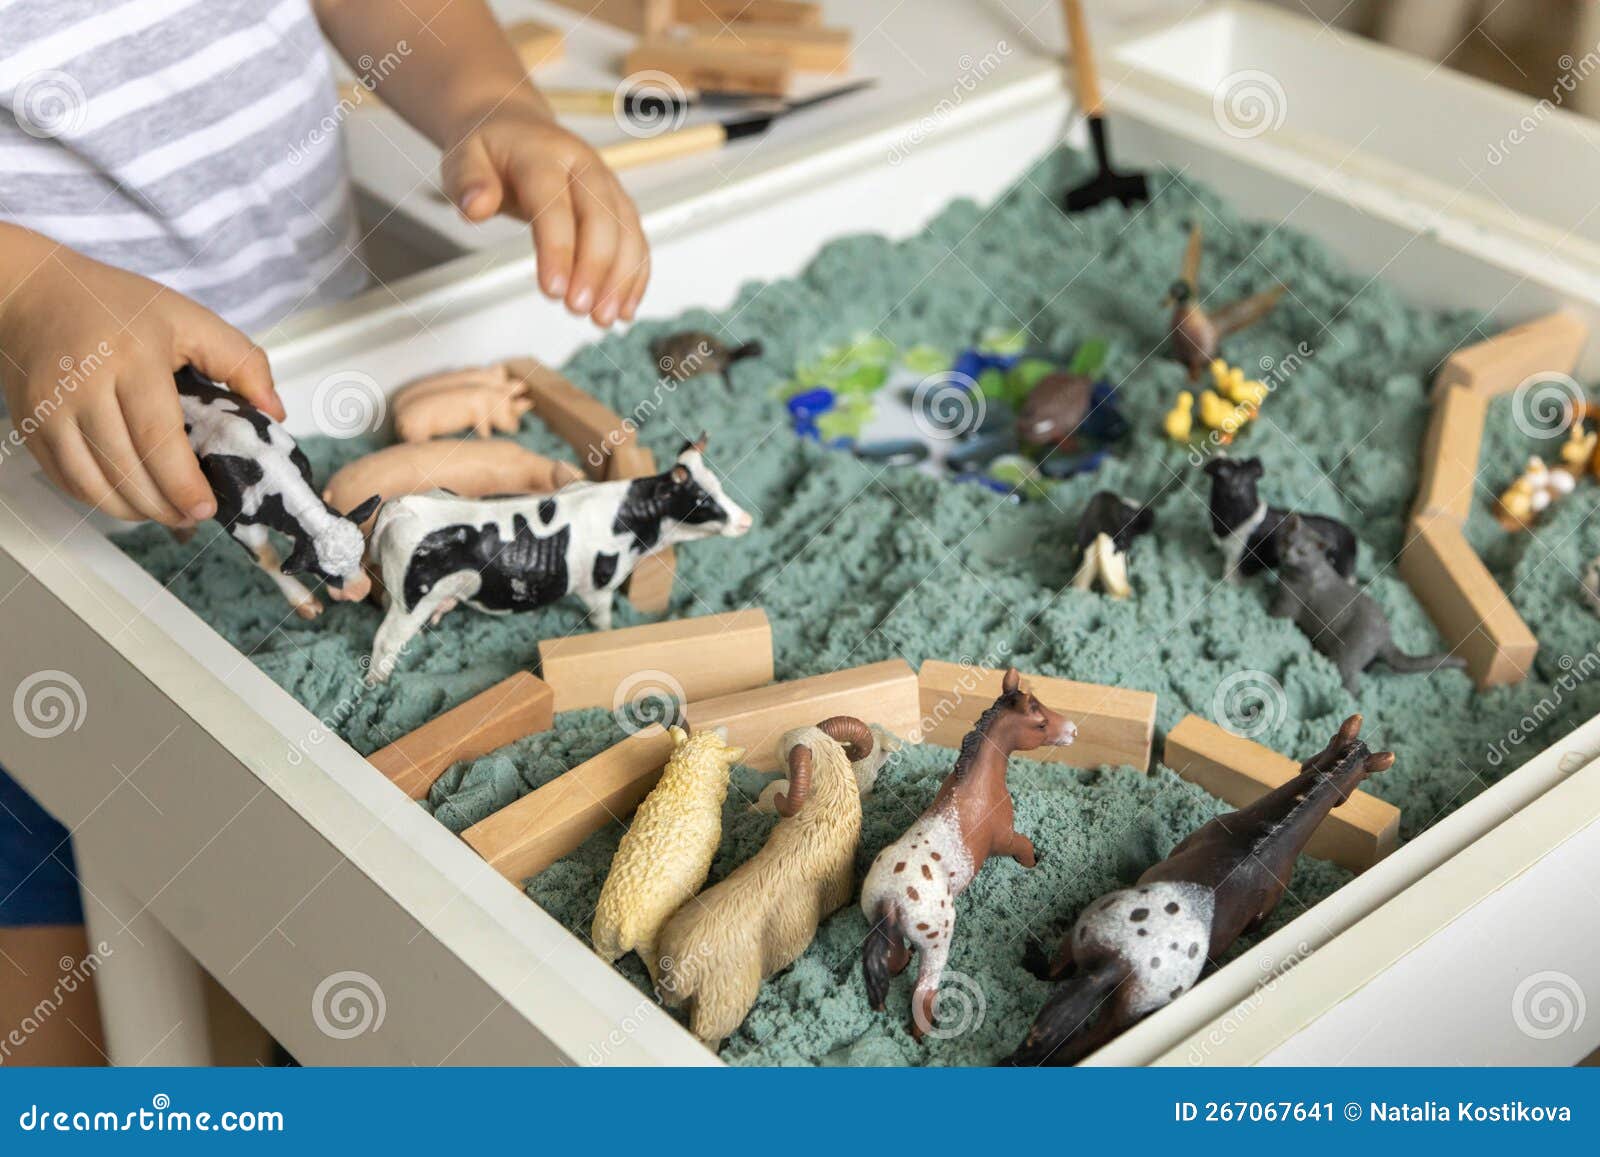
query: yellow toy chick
[
  {"left": 1164, "top": 390, "right": 1194, "bottom": 441},
  {"left": 1561, "top": 421, "right": 1596, "bottom": 474},
  {"left": 1198, "top": 389, "right": 1253, "bottom": 434},
  {"left": 1211, "top": 358, "right": 1269, "bottom": 407}
]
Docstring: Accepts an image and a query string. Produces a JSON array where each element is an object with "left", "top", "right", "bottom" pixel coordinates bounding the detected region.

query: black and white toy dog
[
  {"left": 366, "top": 436, "right": 753, "bottom": 683},
  {"left": 179, "top": 367, "right": 379, "bottom": 619},
  {"left": 1201, "top": 456, "right": 1356, "bottom": 581},
  {"left": 1071, "top": 491, "right": 1156, "bottom": 599}
]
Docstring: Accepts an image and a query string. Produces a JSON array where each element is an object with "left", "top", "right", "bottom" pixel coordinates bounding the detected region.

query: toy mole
[{"left": 1008, "top": 715, "right": 1393, "bottom": 1066}]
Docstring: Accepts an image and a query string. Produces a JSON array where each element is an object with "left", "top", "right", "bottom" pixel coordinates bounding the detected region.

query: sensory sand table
[{"left": 114, "top": 152, "right": 1600, "bottom": 1065}]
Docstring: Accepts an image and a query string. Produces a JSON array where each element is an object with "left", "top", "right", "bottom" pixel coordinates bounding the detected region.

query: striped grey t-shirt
[{"left": 0, "top": 0, "right": 366, "bottom": 332}]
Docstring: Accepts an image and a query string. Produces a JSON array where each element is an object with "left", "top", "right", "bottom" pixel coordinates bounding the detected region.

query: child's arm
[
  {"left": 314, "top": 0, "right": 650, "bottom": 327},
  {"left": 0, "top": 223, "right": 283, "bottom": 527}
]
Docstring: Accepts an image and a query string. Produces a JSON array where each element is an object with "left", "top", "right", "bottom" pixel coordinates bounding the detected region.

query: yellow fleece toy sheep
[
  {"left": 591, "top": 726, "right": 746, "bottom": 977},
  {"left": 655, "top": 716, "right": 871, "bottom": 1045}
]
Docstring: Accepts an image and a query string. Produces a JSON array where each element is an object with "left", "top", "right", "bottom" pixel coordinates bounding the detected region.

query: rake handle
[{"left": 1062, "top": 0, "right": 1103, "bottom": 117}]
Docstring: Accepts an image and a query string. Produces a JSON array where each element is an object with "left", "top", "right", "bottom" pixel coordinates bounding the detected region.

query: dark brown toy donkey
[
  {"left": 1007, "top": 715, "right": 1393, "bottom": 1065},
  {"left": 860, "top": 669, "right": 1078, "bottom": 1039}
]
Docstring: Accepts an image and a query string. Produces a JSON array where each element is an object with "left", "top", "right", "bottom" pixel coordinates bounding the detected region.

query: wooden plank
[
  {"left": 1433, "top": 312, "right": 1588, "bottom": 398},
  {"left": 1398, "top": 513, "right": 1537, "bottom": 688},
  {"left": 368, "top": 672, "right": 554, "bottom": 800},
  {"left": 625, "top": 39, "right": 792, "bottom": 97},
  {"left": 684, "top": 23, "right": 851, "bottom": 71},
  {"left": 918, "top": 660, "right": 1156, "bottom": 772},
  {"left": 461, "top": 726, "right": 676, "bottom": 882},
  {"left": 1411, "top": 385, "right": 1487, "bottom": 523},
  {"left": 605, "top": 443, "right": 675, "bottom": 612},
  {"left": 1163, "top": 715, "right": 1400, "bottom": 872},
  {"left": 504, "top": 19, "right": 565, "bottom": 69},
  {"left": 539, "top": 609, "right": 773, "bottom": 712},
  {"left": 673, "top": 0, "right": 822, "bottom": 25},
  {"left": 544, "top": 0, "right": 673, "bottom": 35},
  {"left": 503, "top": 357, "right": 630, "bottom": 480},
  {"left": 685, "top": 660, "right": 921, "bottom": 772}
]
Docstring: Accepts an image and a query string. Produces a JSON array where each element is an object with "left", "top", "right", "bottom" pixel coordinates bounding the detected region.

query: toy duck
[
  {"left": 1167, "top": 224, "right": 1288, "bottom": 380},
  {"left": 1198, "top": 389, "right": 1253, "bottom": 434},
  {"left": 1561, "top": 421, "right": 1596, "bottom": 475},
  {"left": 1164, "top": 390, "right": 1194, "bottom": 441}
]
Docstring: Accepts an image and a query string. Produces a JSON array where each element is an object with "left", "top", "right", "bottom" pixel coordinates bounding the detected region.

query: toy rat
[
  {"left": 861, "top": 670, "right": 1077, "bottom": 1040},
  {"left": 1272, "top": 515, "right": 1465, "bottom": 695},
  {"left": 1008, "top": 715, "right": 1393, "bottom": 1066},
  {"left": 650, "top": 331, "right": 763, "bottom": 386},
  {"left": 178, "top": 367, "right": 378, "bottom": 619}
]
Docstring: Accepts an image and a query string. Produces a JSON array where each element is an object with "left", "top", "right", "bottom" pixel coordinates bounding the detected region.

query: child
[{"left": 0, "top": 0, "right": 650, "bottom": 1062}]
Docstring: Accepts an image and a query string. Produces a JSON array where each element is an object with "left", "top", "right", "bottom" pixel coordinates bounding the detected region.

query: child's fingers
[
  {"left": 79, "top": 397, "right": 187, "bottom": 525},
  {"left": 567, "top": 165, "right": 621, "bottom": 320},
  {"left": 598, "top": 215, "right": 647, "bottom": 327},
  {"left": 181, "top": 310, "right": 282, "bottom": 421},
  {"left": 40, "top": 422, "right": 143, "bottom": 522},
  {"left": 509, "top": 160, "right": 575, "bottom": 300},
  {"left": 442, "top": 135, "right": 504, "bottom": 222},
  {"left": 118, "top": 376, "right": 215, "bottom": 521},
  {"left": 622, "top": 249, "right": 651, "bottom": 322}
]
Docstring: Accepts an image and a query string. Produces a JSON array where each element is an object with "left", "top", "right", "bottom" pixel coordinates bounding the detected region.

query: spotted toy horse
[
  {"left": 860, "top": 669, "right": 1077, "bottom": 1039},
  {"left": 1006, "top": 714, "right": 1394, "bottom": 1066}
]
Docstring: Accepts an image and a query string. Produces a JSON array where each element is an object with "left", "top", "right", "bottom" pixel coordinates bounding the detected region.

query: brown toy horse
[
  {"left": 860, "top": 669, "right": 1077, "bottom": 1039},
  {"left": 1006, "top": 715, "right": 1393, "bottom": 1066}
]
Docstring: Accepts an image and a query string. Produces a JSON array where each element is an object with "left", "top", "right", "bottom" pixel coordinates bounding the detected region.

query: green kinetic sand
[{"left": 115, "top": 149, "right": 1600, "bottom": 1065}]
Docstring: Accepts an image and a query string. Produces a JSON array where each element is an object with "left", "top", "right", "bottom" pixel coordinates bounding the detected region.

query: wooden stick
[
  {"left": 918, "top": 660, "right": 1156, "bottom": 772},
  {"left": 461, "top": 726, "right": 676, "bottom": 882},
  {"left": 674, "top": 0, "right": 822, "bottom": 25},
  {"left": 603, "top": 443, "right": 675, "bottom": 611},
  {"left": 503, "top": 19, "right": 565, "bottom": 69},
  {"left": 599, "top": 122, "right": 731, "bottom": 171},
  {"left": 544, "top": 0, "right": 673, "bottom": 34},
  {"left": 625, "top": 39, "right": 792, "bottom": 97},
  {"left": 502, "top": 358, "right": 630, "bottom": 480},
  {"left": 368, "top": 672, "right": 555, "bottom": 801},
  {"left": 1062, "top": 0, "right": 1102, "bottom": 115},
  {"left": 1399, "top": 513, "right": 1537, "bottom": 688},
  {"left": 538, "top": 609, "right": 773, "bottom": 712},
  {"left": 685, "top": 660, "right": 921, "bottom": 772},
  {"left": 683, "top": 23, "right": 851, "bottom": 71},
  {"left": 1164, "top": 715, "right": 1400, "bottom": 872},
  {"left": 1432, "top": 312, "right": 1588, "bottom": 398},
  {"left": 1411, "top": 385, "right": 1487, "bottom": 523}
]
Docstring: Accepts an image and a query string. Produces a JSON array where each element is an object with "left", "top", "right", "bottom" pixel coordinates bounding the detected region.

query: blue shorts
[{"left": 0, "top": 767, "right": 82, "bottom": 927}]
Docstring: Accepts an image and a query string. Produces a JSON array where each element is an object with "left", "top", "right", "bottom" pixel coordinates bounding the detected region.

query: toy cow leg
[
  {"left": 367, "top": 571, "right": 480, "bottom": 684},
  {"left": 230, "top": 523, "right": 322, "bottom": 620}
]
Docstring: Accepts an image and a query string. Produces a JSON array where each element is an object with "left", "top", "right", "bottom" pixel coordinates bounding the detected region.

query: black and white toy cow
[
  {"left": 1071, "top": 490, "right": 1155, "bottom": 599},
  {"left": 179, "top": 367, "right": 379, "bottom": 619},
  {"left": 365, "top": 436, "right": 754, "bottom": 683},
  {"left": 1201, "top": 456, "right": 1356, "bottom": 581}
]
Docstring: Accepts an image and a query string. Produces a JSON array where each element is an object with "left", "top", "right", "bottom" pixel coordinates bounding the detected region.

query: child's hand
[
  {"left": 0, "top": 229, "right": 283, "bottom": 526},
  {"left": 442, "top": 111, "right": 650, "bottom": 328}
]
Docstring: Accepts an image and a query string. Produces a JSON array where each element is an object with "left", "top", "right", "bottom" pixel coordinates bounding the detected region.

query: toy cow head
[
  {"left": 659, "top": 435, "right": 754, "bottom": 541},
  {"left": 283, "top": 494, "right": 381, "bottom": 602}
]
